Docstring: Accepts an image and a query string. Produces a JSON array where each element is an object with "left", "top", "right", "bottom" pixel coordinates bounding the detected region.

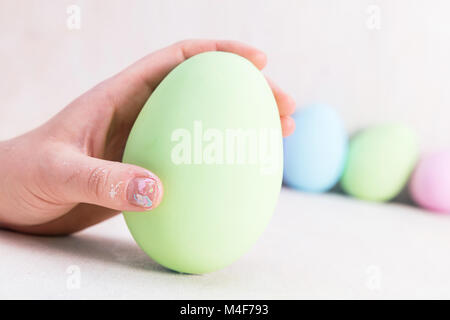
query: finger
[
  {"left": 265, "top": 76, "right": 296, "bottom": 117},
  {"left": 126, "top": 39, "right": 267, "bottom": 91},
  {"left": 281, "top": 116, "right": 296, "bottom": 137},
  {"left": 48, "top": 150, "right": 163, "bottom": 212},
  {"left": 87, "top": 40, "right": 267, "bottom": 114}
]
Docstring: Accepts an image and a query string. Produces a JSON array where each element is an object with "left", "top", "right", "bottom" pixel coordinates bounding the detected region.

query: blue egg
[{"left": 283, "top": 104, "right": 348, "bottom": 192}]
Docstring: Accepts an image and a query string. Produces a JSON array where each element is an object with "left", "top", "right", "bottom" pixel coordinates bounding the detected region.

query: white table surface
[{"left": 1, "top": 187, "right": 450, "bottom": 300}]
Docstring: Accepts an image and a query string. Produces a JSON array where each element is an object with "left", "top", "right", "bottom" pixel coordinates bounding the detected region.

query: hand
[{"left": 0, "top": 39, "right": 296, "bottom": 235}]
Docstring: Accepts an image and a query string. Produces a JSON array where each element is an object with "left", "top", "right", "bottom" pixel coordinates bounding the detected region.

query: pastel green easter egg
[
  {"left": 340, "top": 124, "right": 418, "bottom": 202},
  {"left": 122, "top": 52, "right": 283, "bottom": 274}
]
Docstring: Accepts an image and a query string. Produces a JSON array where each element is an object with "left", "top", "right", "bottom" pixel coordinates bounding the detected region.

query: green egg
[
  {"left": 340, "top": 124, "right": 418, "bottom": 202},
  {"left": 122, "top": 52, "right": 283, "bottom": 274}
]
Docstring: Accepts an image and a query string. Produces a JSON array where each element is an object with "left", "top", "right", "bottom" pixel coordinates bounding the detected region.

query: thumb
[{"left": 50, "top": 151, "right": 163, "bottom": 212}]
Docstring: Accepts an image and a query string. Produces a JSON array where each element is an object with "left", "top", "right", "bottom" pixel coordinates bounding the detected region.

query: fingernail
[{"left": 127, "top": 177, "right": 160, "bottom": 210}]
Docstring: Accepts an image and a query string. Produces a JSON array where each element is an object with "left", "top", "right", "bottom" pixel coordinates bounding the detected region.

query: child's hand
[{"left": 0, "top": 40, "right": 296, "bottom": 235}]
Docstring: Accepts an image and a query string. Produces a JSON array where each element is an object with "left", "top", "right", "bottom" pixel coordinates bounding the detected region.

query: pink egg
[{"left": 410, "top": 151, "right": 450, "bottom": 213}]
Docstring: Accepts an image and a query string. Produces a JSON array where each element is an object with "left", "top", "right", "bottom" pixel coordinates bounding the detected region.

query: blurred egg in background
[
  {"left": 283, "top": 104, "right": 348, "bottom": 192},
  {"left": 340, "top": 124, "right": 419, "bottom": 202},
  {"left": 410, "top": 150, "right": 450, "bottom": 214}
]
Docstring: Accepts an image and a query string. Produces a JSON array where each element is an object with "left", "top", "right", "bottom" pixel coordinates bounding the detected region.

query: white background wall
[{"left": 1, "top": 0, "right": 449, "bottom": 151}]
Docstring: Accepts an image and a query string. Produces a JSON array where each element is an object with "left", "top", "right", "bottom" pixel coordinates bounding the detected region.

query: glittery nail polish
[{"left": 127, "top": 177, "right": 159, "bottom": 209}]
